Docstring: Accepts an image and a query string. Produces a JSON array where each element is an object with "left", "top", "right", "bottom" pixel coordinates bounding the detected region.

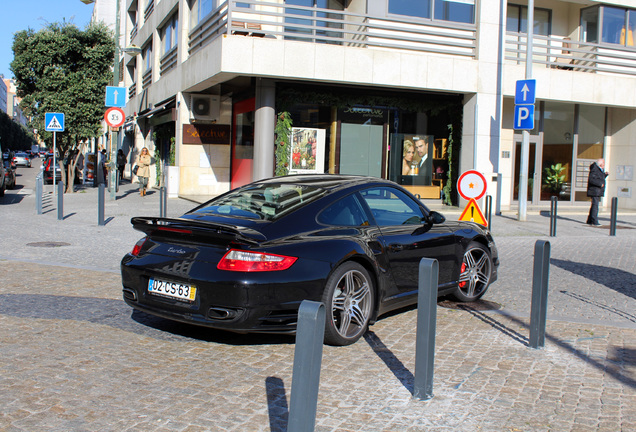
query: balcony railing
[
  {"left": 189, "top": 0, "right": 476, "bottom": 58},
  {"left": 144, "top": 0, "right": 155, "bottom": 22},
  {"left": 130, "top": 22, "right": 138, "bottom": 41},
  {"left": 129, "top": 82, "right": 137, "bottom": 99},
  {"left": 142, "top": 69, "right": 153, "bottom": 90},
  {"left": 160, "top": 46, "right": 178, "bottom": 76},
  {"left": 505, "top": 31, "right": 636, "bottom": 77}
]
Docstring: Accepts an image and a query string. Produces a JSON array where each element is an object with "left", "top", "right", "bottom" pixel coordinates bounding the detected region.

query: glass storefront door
[
  {"left": 231, "top": 98, "right": 255, "bottom": 189},
  {"left": 540, "top": 102, "right": 575, "bottom": 201},
  {"left": 513, "top": 135, "right": 540, "bottom": 203}
]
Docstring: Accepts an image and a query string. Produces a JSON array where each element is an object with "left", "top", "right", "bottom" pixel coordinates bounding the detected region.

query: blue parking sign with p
[{"left": 514, "top": 105, "right": 535, "bottom": 130}]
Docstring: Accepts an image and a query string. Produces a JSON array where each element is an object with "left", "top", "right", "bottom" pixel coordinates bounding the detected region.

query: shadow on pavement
[
  {"left": 265, "top": 376, "right": 288, "bottom": 432},
  {"left": 0, "top": 293, "right": 294, "bottom": 346},
  {"left": 551, "top": 258, "right": 636, "bottom": 301},
  {"left": 364, "top": 304, "right": 636, "bottom": 399},
  {"left": 0, "top": 194, "right": 26, "bottom": 205},
  {"left": 130, "top": 308, "right": 295, "bottom": 345},
  {"left": 559, "top": 290, "right": 636, "bottom": 324},
  {"left": 364, "top": 331, "right": 414, "bottom": 395},
  {"left": 492, "top": 309, "right": 636, "bottom": 390},
  {"left": 457, "top": 304, "right": 529, "bottom": 346}
]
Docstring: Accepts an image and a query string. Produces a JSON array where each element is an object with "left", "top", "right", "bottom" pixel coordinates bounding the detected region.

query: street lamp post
[{"left": 109, "top": 0, "right": 121, "bottom": 200}]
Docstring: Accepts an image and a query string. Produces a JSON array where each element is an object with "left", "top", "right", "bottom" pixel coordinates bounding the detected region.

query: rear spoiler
[{"left": 131, "top": 217, "right": 267, "bottom": 245}]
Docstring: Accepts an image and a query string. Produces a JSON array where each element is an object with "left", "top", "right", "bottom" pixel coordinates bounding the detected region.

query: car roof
[{"left": 252, "top": 174, "right": 395, "bottom": 192}]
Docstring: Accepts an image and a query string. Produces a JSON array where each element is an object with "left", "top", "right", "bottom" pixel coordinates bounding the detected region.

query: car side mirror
[{"left": 427, "top": 211, "right": 446, "bottom": 225}]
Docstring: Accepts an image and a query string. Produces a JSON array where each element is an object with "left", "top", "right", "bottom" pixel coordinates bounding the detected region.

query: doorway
[
  {"left": 513, "top": 134, "right": 541, "bottom": 203},
  {"left": 339, "top": 124, "right": 383, "bottom": 177}
]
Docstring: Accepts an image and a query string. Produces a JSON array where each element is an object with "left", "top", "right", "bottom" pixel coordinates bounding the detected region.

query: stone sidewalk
[{"left": 0, "top": 175, "right": 635, "bottom": 431}]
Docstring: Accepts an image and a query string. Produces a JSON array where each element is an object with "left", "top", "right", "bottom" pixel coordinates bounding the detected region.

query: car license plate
[{"left": 148, "top": 278, "right": 196, "bottom": 302}]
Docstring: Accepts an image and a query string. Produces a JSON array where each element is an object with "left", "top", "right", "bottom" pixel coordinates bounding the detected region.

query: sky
[{"left": 1, "top": 0, "right": 95, "bottom": 79}]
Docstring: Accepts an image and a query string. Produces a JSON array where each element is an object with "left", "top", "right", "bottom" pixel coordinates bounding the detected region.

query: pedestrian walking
[
  {"left": 117, "top": 149, "right": 127, "bottom": 182},
  {"left": 97, "top": 149, "right": 107, "bottom": 185},
  {"left": 134, "top": 147, "right": 152, "bottom": 197},
  {"left": 586, "top": 158, "right": 608, "bottom": 226}
]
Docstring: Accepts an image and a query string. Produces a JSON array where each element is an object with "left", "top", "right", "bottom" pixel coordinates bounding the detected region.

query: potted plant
[{"left": 543, "top": 163, "right": 566, "bottom": 197}]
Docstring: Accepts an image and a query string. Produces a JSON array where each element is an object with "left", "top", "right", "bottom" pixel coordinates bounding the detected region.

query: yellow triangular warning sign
[{"left": 459, "top": 198, "right": 488, "bottom": 226}]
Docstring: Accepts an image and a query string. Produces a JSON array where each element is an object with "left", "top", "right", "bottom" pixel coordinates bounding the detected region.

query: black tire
[
  {"left": 453, "top": 242, "right": 493, "bottom": 302},
  {"left": 0, "top": 183, "right": 4, "bottom": 197},
  {"left": 321, "top": 262, "right": 374, "bottom": 346}
]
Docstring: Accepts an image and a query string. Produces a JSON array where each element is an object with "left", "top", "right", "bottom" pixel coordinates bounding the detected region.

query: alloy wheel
[{"left": 458, "top": 246, "right": 492, "bottom": 300}]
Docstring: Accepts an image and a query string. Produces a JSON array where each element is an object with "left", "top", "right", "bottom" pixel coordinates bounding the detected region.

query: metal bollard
[
  {"left": 57, "top": 182, "right": 64, "bottom": 220},
  {"left": 414, "top": 258, "right": 439, "bottom": 401},
  {"left": 610, "top": 197, "right": 618, "bottom": 236},
  {"left": 160, "top": 186, "right": 167, "bottom": 218},
  {"left": 288, "top": 300, "right": 325, "bottom": 432},
  {"left": 529, "top": 240, "right": 550, "bottom": 349},
  {"left": 549, "top": 196, "right": 557, "bottom": 237},
  {"left": 36, "top": 175, "right": 43, "bottom": 215},
  {"left": 98, "top": 183, "right": 105, "bottom": 226},
  {"left": 485, "top": 195, "right": 492, "bottom": 231}
]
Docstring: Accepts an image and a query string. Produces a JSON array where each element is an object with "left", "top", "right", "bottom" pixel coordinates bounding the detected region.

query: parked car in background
[
  {"left": 42, "top": 154, "right": 62, "bottom": 184},
  {"left": 13, "top": 152, "right": 31, "bottom": 168},
  {"left": 42, "top": 153, "right": 82, "bottom": 185},
  {"left": 121, "top": 174, "right": 499, "bottom": 346},
  {"left": 3, "top": 160, "right": 16, "bottom": 190}
]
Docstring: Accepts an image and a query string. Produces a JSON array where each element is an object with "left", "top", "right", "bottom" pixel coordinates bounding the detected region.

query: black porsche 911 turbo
[{"left": 121, "top": 174, "right": 499, "bottom": 345}]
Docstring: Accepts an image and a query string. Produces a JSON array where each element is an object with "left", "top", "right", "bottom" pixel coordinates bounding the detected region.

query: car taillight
[
  {"left": 217, "top": 249, "right": 297, "bottom": 272},
  {"left": 131, "top": 238, "right": 148, "bottom": 257}
]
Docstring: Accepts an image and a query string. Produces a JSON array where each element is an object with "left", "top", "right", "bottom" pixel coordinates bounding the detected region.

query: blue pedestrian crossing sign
[
  {"left": 45, "top": 113, "right": 65, "bottom": 132},
  {"left": 105, "top": 86, "right": 127, "bottom": 107}
]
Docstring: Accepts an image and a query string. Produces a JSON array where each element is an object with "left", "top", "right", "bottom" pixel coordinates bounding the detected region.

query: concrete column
[{"left": 253, "top": 78, "right": 276, "bottom": 181}]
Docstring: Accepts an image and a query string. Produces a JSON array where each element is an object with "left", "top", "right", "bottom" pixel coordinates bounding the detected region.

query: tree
[
  {"left": 11, "top": 21, "right": 115, "bottom": 192},
  {"left": 0, "top": 111, "right": 37, "bottom": 151}
]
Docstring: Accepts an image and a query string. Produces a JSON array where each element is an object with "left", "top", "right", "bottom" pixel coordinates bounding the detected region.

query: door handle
[{"left": 389, "top": 243, "right": 404, "bottom": 252}]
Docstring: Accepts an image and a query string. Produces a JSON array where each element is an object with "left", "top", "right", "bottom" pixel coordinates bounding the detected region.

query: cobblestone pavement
[{"left": 1, "top": 170, "right": 635, "bottom": 431}]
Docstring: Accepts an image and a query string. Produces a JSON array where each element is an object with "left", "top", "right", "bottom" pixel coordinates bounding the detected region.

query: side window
[
  {"left": 318, "top": 194, "right": 368, "bottom": 227},
  {"left": 360, "top": 187, "right": 424, "bottom": 226}
]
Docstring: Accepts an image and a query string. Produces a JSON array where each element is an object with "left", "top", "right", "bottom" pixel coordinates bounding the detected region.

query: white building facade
[
  {"left": 0, "top": 77, "right": 7, "bottom": 114},
  {"left": 107, "top": 0, "right": 635, "bottom": 210}
]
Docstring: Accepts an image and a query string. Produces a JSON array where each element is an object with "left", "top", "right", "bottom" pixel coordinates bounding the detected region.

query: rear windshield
[{"left": 190, "top": 183, "right": 327, "bottom": 221}]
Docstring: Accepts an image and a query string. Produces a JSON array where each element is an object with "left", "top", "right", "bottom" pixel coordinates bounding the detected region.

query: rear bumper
[{"left": 120, "top": 254, "right": 331, "bottom": 334}]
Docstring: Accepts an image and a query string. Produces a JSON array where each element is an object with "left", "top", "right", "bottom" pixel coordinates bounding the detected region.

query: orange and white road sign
[{"left": 459, "top": 198, "right": 488, "bottom": 226}]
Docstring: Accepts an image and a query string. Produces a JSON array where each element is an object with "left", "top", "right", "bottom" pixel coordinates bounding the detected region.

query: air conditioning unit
[{"left": 189, "top": 94, "right": 220, "bottom": 122}]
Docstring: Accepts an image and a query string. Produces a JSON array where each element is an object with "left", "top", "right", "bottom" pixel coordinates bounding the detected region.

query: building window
[
  {"left": 388, "top": 0, "right": 475, "bottom": 25},
  {"left": 581, "top": 5, "right": 636, "bottom": 47},
  {"left": 507, "top": 4, "right": 550, "bottom": 36},
  {"left": 162, "top": 13, "right": 179, "bottom": 54},
  {"left": 190, "top": 0, "right": 214, "bottom": 28},
  {"left": 434, "top": 0, "right": 474, "bottom": 24},
  {"left": 143, "top": 43, "right": 152, "bottom": 72},
  {"left": 389, "top": 0, "right": 430, "bottom": 20},
  {"left": 284, "top": 0, "right": 344, "bottom": 43}
]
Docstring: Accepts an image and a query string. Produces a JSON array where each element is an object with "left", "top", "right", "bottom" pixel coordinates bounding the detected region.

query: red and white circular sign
[
  {"left": 104, "top": 107, "right": 125, "bottom": 128},
  {"left": 457, "top": 170, "right": 487, "bottom": 201}
]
